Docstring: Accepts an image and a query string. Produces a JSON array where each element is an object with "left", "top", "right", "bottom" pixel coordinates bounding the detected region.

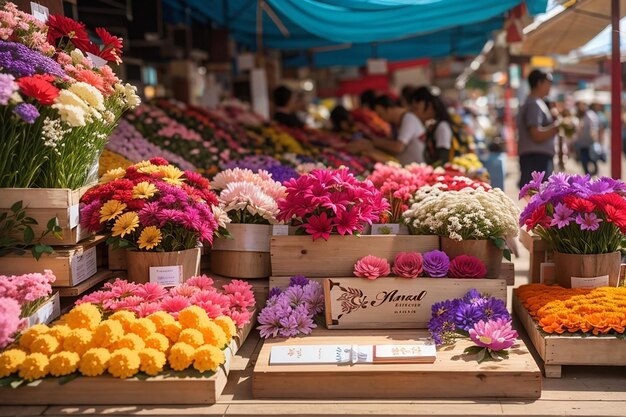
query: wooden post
[{"left": 611, "top": 0, "right": 622, "bottom": 179}]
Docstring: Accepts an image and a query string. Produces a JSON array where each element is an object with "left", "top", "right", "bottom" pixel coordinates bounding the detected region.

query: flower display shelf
[
  {"left": 519, "top": 228, "right": 552, "bottom": 284},
  {"left": 317, "top": 277, "right": 507, "bottom": 329},
  {"left": 56, "top": 269, "right": 114, "bottom": 298},
  {"left": 0, "top": 235, "right": 107, "bottom": 287},
  {"left": 252, "top": 328, "right": 541, "bottom": 399},
  {"left": 270, "top": 235, "right": 440, "bottom": 277},
  {"left": 0, "top": 311, "right": 256, "bottom": 405},
  {"left": 513, "top": 295, "right": 626, "bottom": 378},
  {"left": 0, "top": 185, "right": 95, "bottom": 246}
]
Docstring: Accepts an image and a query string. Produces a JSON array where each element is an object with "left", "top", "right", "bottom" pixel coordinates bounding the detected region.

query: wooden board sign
[{"left": 324, "top": 277, "right": 506, "bottom": 329}]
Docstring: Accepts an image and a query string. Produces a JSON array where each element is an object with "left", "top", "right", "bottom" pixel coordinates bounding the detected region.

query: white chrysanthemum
[
  {"left": 219, "top": 182, "right": 279, "bottom": 224},
  {"left": 124, "top": 83, "right": 141, "bottom": 108},
  {"left": 70, "top": 49, "right": 86, "bottom": 64},
  {"left": 69, "top": 82, "right": 105, "bottom": 111},
  {"left": 212, "top": 168, "right": 257, "bottom": 191},
  {"left": 211, "top": 205, "right": 231, "bottom": 229},
  {"left": 55, "top": 90, "right": 90, "bottom": 112},
  {"left": 52, "top": 103, "right": 88, "bottom": 127}
]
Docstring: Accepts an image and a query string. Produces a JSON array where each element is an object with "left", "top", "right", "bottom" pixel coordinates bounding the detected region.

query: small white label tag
[
  {"left": 371, "top": 223, "right": 400, "bottom": 235},
  {"left": 30, "top": 2, "right": 49, "bottom": 22},
  {"left": 571, "top": 275, "right": 609, "bottom": 289},
  {"left": 69, "top": 204, "right": 80, "bottom": 228},
  {"left": 149, "top": 265, "right": 183, "bottom": 287},
  {"left": 70, "top": 247, "right": 98, "bottom": 285},
  {"left": 272, "top": 225, "right": 289, "bottom": 236},
  {"left": 86, "top": 52, "right": 108, "bottom": 69}
]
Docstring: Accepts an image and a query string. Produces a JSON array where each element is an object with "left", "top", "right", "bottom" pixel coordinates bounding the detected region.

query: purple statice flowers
[
  {"left": 257, "top": 276, "right": 324, "bottom": 339},
  {"left": 13, "top": 103, "right": 39, "bottom": 124},
  {"left": 428, "top": 289, "right": 510, "bottom": 345},
  {"left": 0, "top": 74, "right": 17, "bottom": 105},
  {"left": 266, "top": 165, "right": 299, "bottom": 183},
  {"left": 0, "top": 41, "right": 65, "bottom": 78}
]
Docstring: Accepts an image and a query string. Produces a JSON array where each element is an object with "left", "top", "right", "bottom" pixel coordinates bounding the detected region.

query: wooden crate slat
[{"left": 56, "top": 269, "right": 113, "bottom": 297}]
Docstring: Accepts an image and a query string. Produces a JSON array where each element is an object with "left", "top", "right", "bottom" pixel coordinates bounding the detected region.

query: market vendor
[
  {"left": 370, "top": 95, "right": 426, "bottom": 164},
  {"left": 411, "top": 86, "right": 453, "bottom": 165},
  {"left": 272, "top": 85, "right": 305, "bottom": 128}
]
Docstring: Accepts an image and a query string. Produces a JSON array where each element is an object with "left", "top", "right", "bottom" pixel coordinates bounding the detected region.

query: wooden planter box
[
  {"left": 24, "top": 292, "right": 60, "bottom": 328},
  {"left": 513, "top": 295, "right": 626, "bottom": 378},
  {"left": 0, "top": 185, "right": 95, "bottom": 246},
  {"left": 270, "top": 235, "right": 440, "bottom": 277},
  {"left": 519, "top": 228, "right": 552, "bottom": 284},
  {"left": 0, "top": 235, "right": 107, "bottom": 287},
  {"left": 0, "top": 309, "right": 256, "bottom": 405},
  {"left": 322, "top": 277, "right": 507, "bottom": 329},
  {"left": 253, "top": 328, "right": 542, "bottom": 399},
  {"left": 211, "top": 224, "right": 272, "bottom": 279}
]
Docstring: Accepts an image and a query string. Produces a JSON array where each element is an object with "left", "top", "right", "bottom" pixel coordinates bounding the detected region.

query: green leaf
[
  {"left": 23, "top": 216, "right": 37, "bottom": 225},
  {"left": 46, "top": 217, "right": 59, "bottom": 231},
  {"left": 476, "top": 348, "right": 487, "bottom": 363},
  {"left": 58, "top": 373, "right": 79, "bottom": 385},
  {"left": 23, "top": 226, "right": 34, "bottom": 245},
  {"left": 463, "top": 345, "right": 484, "bottom": 355},
  {"left": 503, "top": 249, "right": 512, "bottom": 262},
  {"left": 10, "top": 201, "right": 23, "bottom": 213},
  {"left": 33, "top": 245, "right": 45, "bottom": 254}
]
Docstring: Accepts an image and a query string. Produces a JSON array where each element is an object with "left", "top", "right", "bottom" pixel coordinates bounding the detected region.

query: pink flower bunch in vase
[
  {"left": 278, "top": 168, "right": 389, "bottom": 240},
  {"left": 78, "top": 275, "right": 255, "bottom": 327}
]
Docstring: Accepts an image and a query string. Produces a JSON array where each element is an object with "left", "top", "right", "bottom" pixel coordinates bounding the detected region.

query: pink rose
[
  {"left": 449, "top": 255, "right": 487, "bottom": 278},
  {"left": 354, "top": 255, "right": 391, "bottom": 280},
  {"left": 392, "top": 252, "right": 423, "bottom": 278}
]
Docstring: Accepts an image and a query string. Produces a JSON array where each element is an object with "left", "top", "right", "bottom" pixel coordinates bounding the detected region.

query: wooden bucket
[
  {"left": 553, "top": 251, "right": 621, "bottom": 288},
  {"left": 126, "top": 247, "right": 201, "bottom": 285},
  {"left": 441, "top": 237, "right": 503, "bottom": 278},
  {"left": 211, "top": 224, "right": 272, "bottom": 279}
]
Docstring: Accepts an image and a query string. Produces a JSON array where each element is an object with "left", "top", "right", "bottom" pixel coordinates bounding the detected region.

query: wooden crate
[
  {"left": 56, "top": 269, "right": 113, "bottom": 297},
  {"left": 252, "top": 328, "right": 541, "bottom": 399},
  {"left": 0, "top": 235, "right": 107, "bottom": 287},
  {"left": 322, "top": 277, "right": 507, "bottom": 329},
  {"left": 513, "top": 295, "right": 626, "bottom": 378},
  {"left": 270, "top": 235, "right": 440, "bottom": 277},
  {"left": 0, "top": 310, "right": 256, "bottom": 405},
  {"left": 0, "top": 185, "right": 94, "bottom": 246},
  {"left": 519, "top": 228, "right": 552, "bottom": 284},
  {"left": 107, "top": 244, "right": 127, "bottom": 271}
]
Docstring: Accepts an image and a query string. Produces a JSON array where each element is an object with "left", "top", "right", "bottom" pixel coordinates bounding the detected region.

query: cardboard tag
[
  {"left": 371, "top": 223, "right": 400, "bottom": 235},
  {"left": 30, "top": 2, "right": 49, "bottom": 22},
  {"left": 571, "top": 275, "right": 609, "bottom": 289},
  {"left": 540, "top": 262, "right": 555, "bottom": 285},
  {"left": 86, "top": 52, "right": 108, "bottom": 69},
  {"left": 149, "top": 265, "right": 183, "bottom": 287},
  {"left": 272, "top": 225, "right": 289, "bottom": 236},
  {"left": 70, "top": 247, "right": 98, "bottom": 285}
]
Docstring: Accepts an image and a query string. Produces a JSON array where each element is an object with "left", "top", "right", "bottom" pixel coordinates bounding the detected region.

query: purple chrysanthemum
[
  {"left": 0, "top": 41, "right": 65, "bottom": 78},
  {"left": 302, "top": 281, "right": 324, "bottom": 315},
  {"left": 479, "top": 297, "right": 510, "bottom": 322},
  {"left": 454, "top": 303, "right": 485, "bottom": 332},
  {"left": 289, "top": 275, "right": 309, "bottom": 287},
  {"left": 422, "top": 250, "right": 450, "bottom": 277},
  {"left": 13, "top": 103, "right": 39, "bottom": 124},
  {"left": 0, "top": 73, "right": 17, "bottom": 105},
  {"left": 268, "top": 287, "right": 282, "bottom": 299}
]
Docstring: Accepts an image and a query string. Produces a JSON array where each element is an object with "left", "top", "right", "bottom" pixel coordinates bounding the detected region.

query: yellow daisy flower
[
  {"left": 138, "top": 165, "right": 160, "bottom": 174},
  {"left": 132, "top": 181, "right": 158, "bottom": 199},
  {"left": 137, "top": 226, "right": 162, "bottom": 250},
  {"left": 112, "top": 212, "right": 139, "bottom": 238},
  {"left": 99, "top": 167, "right": 126, "bottom": 184},
  {"left": 159, "top": 165, "right": 184, "bottom": 185},
  {"left": 134, "top": 160, "right": 154, "bottom": 168},
  {"left": 99, "top": 199, "right": 127, "bottom": 223}
]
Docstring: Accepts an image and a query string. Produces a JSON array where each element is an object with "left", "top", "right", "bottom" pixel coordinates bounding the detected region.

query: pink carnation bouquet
[
  {"left": 78, "top": 275, "right": 255, "bottom": 328},
  {"left": 278, "top": 168, "right": 389, "bottom": 240}
]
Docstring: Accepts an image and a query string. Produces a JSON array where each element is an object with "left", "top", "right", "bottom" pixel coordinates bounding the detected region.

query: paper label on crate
[
  {"left": 571, "top": 275, "right": 609, "bottom": 289},
  {"left": 272, "top": 225, "right": 289, "bottom": 236},
  {"left": 149, "top": 265, "right": 183, "bottom": 287},
  {"left": 28, "top": 293, "right": 60, "bottom": 327},
  {"left": 70, "top": 247, "right": 98, "bottom": 285},
  {"left": 374, "top": 343, "right": 436, "bottom": 360},
  {"left": 371, "top": 223, "right": 400, "bottom": 235},
  {"left": 69, "top": 204, "right": 80, "bottom": 228},
  {"left": 30, "top": 2, "right": 49, "bottom": 22},
  {"left": 270, "top": 345, "right": 373, "bottom": 365}
]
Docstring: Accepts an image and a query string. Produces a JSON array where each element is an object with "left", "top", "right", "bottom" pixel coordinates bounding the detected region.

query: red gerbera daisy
[
  {"left": 563, "top": 195, "right": 596, "bottom": 213},
  {"left": 17, "top": 74, "right": 60, "bottom": 105},
  {"left": 46, "top": 15, "right": 91, "bottom": 52}
]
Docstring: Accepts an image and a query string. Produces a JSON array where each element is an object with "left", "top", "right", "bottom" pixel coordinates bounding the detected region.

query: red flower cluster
[{"left": 16, "top": 74, "right": 60, "bottom": 105}]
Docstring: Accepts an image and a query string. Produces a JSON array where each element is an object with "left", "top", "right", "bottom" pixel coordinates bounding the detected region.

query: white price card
[
  {"left": 571, "top": 275, "right": 609, "bottom": 289},
  {"left": 371, "top": 223, "right": 400, "bottom": 235},
  {"left": 272, "top": 225, "right": 289, "bottom": 236},
  {"left": 30, "top": 2, "right": 49, "bottom": 22},
  {"left": 150, "top": 265, "right": 183, "bottom": 287},
  {"left": 70, "top": 247, "right": 98, "bottom": 285}
]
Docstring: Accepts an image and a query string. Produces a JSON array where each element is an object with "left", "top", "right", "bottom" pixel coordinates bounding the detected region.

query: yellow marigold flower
[
  {"left": 111, "top": 211, "right": 139, "bottom": 238},
  {"left": 30, "top": 334, "right": 60, "bottom": 356},
  {"left": 144, "top": 333, "right": 169, "bottom": 353},
  {"left": 99, "top": 167, "right": 126, "bottom": 184},
  {"left": 213, "top": 316, "right": 237, "bottom": 341},
  {"left": 19, "top": 324, "right": 49, "bottom": 351},
  {"left": 198, "top": 322, "right": 227, "bottom": 348},
  {"left": 138, "top": 348, "right": 166, "bottom": 376},
  {"left": 63, "top": 329, "right": 94, "bottom": 355},
  {"left": 168, "top": 342, "right": 195, "bottom": 371},
  {"left": 162, "top": 322, "right": 182, "bottom": 343},
  {"left": 109, "top": 310, "right": 137, "bottom": 332},
  {"left": 147, "top": 311, "right": 175, "bottom": 333},
  {"left": 129, "top": 318, "right": 157, "bottom": 339},
  {"left": 111, "top": 333, "right": 145, "bottom": 351},
  {"left": 193, "top": 345, "right": 225, "bottom": 373},
  {"left": 49, "top": 351, "right": 80, "bottom": 376},
  {"left": 93, "top": 320, "right": 125, "bottom": 348},
  {"left": 137, "top": 226, "right": 162, "bottom": 250},
  {"left": 178, "top": 306, "right": 210, "bottom": 329},
  {"left": 64, "top": 303, "right": 102, "bottom": 330},
  {"left": 0, "top": 349, "right": 26, "bottom": 377},
  {"left": 178, "top": 328, "right": 204, "bottom": 348},
  {"left": 48, "top": 324, "right": 72, "bottom": 344},
  {"left": 99, "top": 199, "right": 127, "bottom": 223},
  {"left": 132, "top": 181, "right": 158, "bottom": 200},
  {"left": 79, "top": 348, "right": 110, "bottom": 376},
  {"left": 108, "top": 348, "right": 140, "bottom": 379},
  {"left": 159, "top": 165, "right": 184, "bottom": 185},
  {"left": 18, "top": 353, "right": 49, "bottom": 381}
]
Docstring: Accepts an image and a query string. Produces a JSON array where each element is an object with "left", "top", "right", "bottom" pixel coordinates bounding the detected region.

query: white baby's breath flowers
[
  {"left": 42, "top": 117, "right": 70, "bottom": 153},
  {"left": 402, "top": 186, "right": 520, "bottom": 241}
]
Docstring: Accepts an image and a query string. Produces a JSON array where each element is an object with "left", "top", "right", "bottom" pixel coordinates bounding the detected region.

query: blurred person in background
[
  {"left": 399, "top": 85, "right": 415, "bottom": 109},
  {"left": 592, "top": 103, "right": 609, "bottom": 147},
  {"left": 360, "top": 89, "right": 377, "bottom": 110},
  {"left": 575, "top": 101, "right": 600, "bottom": 176},
  {"left": 272, "top": 85, "right": 304, "bottom": 128},
  {"left": 410, "top": 86, "right": 453, "bottom": 165},
  {"left": 330, "top": 105, "right": 364, "bottom": 141},
  {"left": 294, "top": 91, "right": 314, "bottom": 127},
  {"left": 558, "top": 108, "right": 578, "bottom": 171},
  {"left": 517, "top": 69, "right": 559, "bottom": 189}
]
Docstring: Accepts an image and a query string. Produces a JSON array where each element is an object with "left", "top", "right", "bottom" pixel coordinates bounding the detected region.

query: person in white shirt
[
  {"left": 372, "top": 95, "right": 426, "bottom": 165},
  {"left": 410, "top": 86, "right": 453, "bottom": 165}
]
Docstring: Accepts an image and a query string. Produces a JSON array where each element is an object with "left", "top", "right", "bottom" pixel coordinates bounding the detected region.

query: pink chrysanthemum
[
  {"left": 0, "top": 297, "right": 22, "bottom": 348},
  {"left": 354, "top": 255, "right": 391, "bottom": 280},
  {"left": 159, "top": 295, "right": 190, "bottom": 318},
  {"left": 132, "top": 302, "right": 162, "bottom": 318},
  {"left": 190, "top": 290, "right": 230, "bottom": 318},
  {"left": 229, "top": 309, "right": 252, "bottom": 328},
  {"left": 469, "top": 318, "right": 518, "bottom": 351},
  {"left": 392, "top": 252, "right": 423, "bottom": 279},
  {"left": 134, "top": 282, "right": 168, "bottom": 302},
  {"left": 169, "top": 283, "right": 200, "bottom": 298},
  {"left": 186, "top": 275, "right": 215, "bottom": 291}
]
